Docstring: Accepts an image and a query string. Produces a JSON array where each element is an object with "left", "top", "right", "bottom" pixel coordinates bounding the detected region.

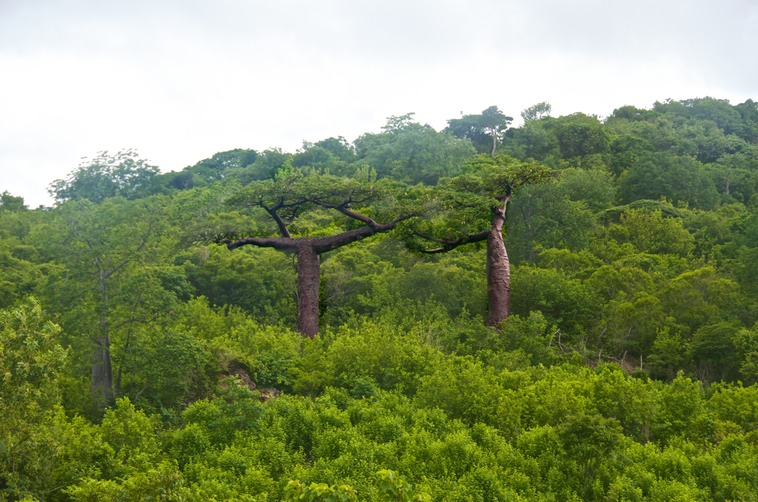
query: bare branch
[
  {"left": 304, "top": 197, "right": 382, "bottom": 227},
  {"left": 312, "top": 224, "right": 392, "bottom": 253},
  {"left": 412, "top": 229, "right": 490, "bottom": 254},
  {"left": 263, "top": 205, "right": 292, "bottom": 238},
  {"left": 390, "top": 213, "right": 418, "bottom": 225},
  {"left": 334, "top": 205, "right": 380, "bottom": 227},
  {"left": 226, "top": 236, "right": 299, "bottom": 253}
]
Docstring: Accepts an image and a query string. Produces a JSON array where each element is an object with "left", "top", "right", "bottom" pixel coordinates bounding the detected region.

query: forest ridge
[{"left": 3, "top": 97, "right": 758, "bottom": 500}]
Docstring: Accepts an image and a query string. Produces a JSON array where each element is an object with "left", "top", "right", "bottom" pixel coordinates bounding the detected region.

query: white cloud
[{"left": 1, "top": 0, "right": 756, "bottom": 207}]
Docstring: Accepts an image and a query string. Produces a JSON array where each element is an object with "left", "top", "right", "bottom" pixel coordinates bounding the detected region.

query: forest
[{"left": 3, "top": 97, "right": 758, "bottom": 500}]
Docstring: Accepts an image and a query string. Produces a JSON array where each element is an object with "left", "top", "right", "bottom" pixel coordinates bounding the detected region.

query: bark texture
[
  {"left": 296, "top": 243, "right": 321, "bottom": 338},
  {"left": 486, "top": 199, "right": 510, "bottom": 326},
  {"left": 415, "top": 195, "right": 512, "bottom": 327}
]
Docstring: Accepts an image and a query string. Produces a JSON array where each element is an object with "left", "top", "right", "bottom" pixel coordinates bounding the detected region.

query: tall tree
[
  {"left": 34, "top": 197, "right": 166, "bottom": 414},
  {"left": 446, "top": 106, "right": 513, "bottom": 156},
  {"left": 49, "top": 149, "right": 159, "bottom": 203},
  {"left": 408, "top": 155, "right": 550, "bottom": 326},
  {"left": 219, "top": 170, "right": 416, "bottom": 337}
]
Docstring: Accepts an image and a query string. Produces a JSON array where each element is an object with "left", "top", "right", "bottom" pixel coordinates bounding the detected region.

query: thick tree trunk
[
  {"left": 226, "top": 212, "right": 412, "bottom": 338},
  {"left": 486, "top": 200, "right": 510, "bottom": 326},
  {"left": 297, "top": 243, "right": 321, "bottom": 338}
]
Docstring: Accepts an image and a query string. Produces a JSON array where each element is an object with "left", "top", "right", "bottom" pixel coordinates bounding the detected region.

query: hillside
[{"left": 2, "top": 97, "right": 758, "bottom": 500}]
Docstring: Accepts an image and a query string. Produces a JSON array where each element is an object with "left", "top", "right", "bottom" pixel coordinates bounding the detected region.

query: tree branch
[
  {"left": 104, "top": 219, "right": 154, "bottom": 280},
  {"left": 226, "top": 236, "right": 299, "bottom": 253},
  {"left": 335, "top": 205, "right": 380, "bottom": 227},
  {"left": 312, "top": 226, "right": 388, "bottom": 253},
  {"left": 306, "top": 198, "right": 381, "bottom": 227},
  {"left": 264, "top": 205, "right": 292, "bottom": 238},
  {"left": 412, "top": 229, "right": 490, "bottom": 254},
  {"left": 312, "top": 212, "right": 415, "bottom": 254}
]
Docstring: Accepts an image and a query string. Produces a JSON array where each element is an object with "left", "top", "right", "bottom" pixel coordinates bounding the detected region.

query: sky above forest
[{"left": 2, "top": 0, "right": 757, "bottom": 207}]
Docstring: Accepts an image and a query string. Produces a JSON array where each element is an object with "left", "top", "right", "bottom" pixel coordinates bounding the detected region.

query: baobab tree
[
  {"left": 408, "top": 154, "right": 550, "bottom": 326},
  {"left": 220, "top": 170, "right": 416, "bottom": 337}
]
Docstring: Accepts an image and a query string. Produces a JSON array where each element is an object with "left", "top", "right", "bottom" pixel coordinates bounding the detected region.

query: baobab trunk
[
  {"left": 223, "top": 199, "right": 413, "bottom": 338},
  {"left": 297, "top": 243, "right": 321, "bottom": 338},
  {"left": 486, "top": 200, "right": 510, "bottom": 326}
]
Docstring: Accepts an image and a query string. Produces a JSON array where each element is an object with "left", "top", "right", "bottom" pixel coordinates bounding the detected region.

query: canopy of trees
[{"left": 4, "top": 97, "right": 758, "bottom": 500}]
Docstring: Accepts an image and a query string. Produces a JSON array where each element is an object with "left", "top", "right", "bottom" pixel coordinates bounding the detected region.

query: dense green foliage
[{"left": 3, "top": 97, "right": 758, "bottom": 500}]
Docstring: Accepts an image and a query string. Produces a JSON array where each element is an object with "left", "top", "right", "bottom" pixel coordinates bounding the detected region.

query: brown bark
[
  {"left": 412, "top": 229, "right": 489, "bottom": 254},
  {"left": 415, "top": 196, "right": 512, "bottom": 327},
  {"left": 225, "top": 213, "right": 412, "bottom": 337},
  {"left": 486, "top": 198, "right": 510, "bottom": 326},
  {"left": 296, "top": 243, "right": 321, "bottom": 338}
]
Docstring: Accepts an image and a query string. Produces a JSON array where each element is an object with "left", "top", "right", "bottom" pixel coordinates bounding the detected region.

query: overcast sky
[{"left": 2, "top": 0, "right": 756, "bottom": 207}]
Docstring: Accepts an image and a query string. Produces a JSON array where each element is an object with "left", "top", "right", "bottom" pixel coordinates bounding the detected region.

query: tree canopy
[
  {"left": 5, "top": 96, "right": 758, "bottom": 500},
  {"left": 446, "top": 105, "right": 513, "bottom": 155},
  {"left": 219, "top": 169, "right": 418, "bottom": 336},
  {"left": 49, "top": 149, "right": 160, "bottom": 203}
]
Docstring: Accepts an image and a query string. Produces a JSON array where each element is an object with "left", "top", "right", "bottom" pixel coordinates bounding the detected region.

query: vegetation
[{"left": 2, "top": 97, "right": 758, "bottom": 500}]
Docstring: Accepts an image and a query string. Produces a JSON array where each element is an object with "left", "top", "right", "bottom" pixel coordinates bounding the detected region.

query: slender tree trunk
[
  {"left": 92, "top": 269, "right": 115, "bottom": 412},
  {"left": 486, "top": 199, "right": 510, "bottom": 326},
  {"left": 297, "top": 243, "right": 321, "bottom": 338},
  {"left": 92, "top": 332, "right": 115, "bottom": 409}
]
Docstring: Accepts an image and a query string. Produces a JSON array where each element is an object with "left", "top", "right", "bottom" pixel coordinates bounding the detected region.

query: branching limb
[
  {"left": 335, "top": 205, "right": 380, "bottom": 227},
  {"left": 312, "top": 212, "right": 416, "bottom": 254},
  {"left": 305, "top": 198, "right": 382, "bottom": 227},
  {"left": 411, "top": 229, "right": 489, "bottom": 254},
  {"left": 263, "top": 205, "right": 292, "bottom": 238},
  {"left": 225, "top": 236, "right": 298, "bottom": 253}
]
